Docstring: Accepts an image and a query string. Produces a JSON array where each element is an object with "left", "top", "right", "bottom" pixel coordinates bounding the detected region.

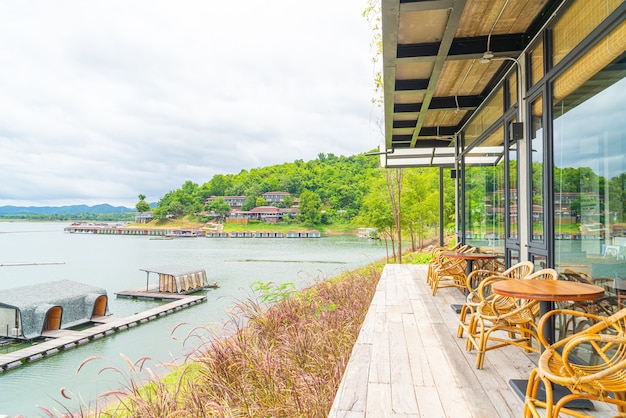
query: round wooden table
[
  {"left": 491, "top": 279, "right": 605, "bottom": 407},
  {"left": 491, "top": 279, "right": 605, "bottom": 341}
]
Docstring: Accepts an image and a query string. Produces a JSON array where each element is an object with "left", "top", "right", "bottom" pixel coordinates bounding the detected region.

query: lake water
[{"left": 0, "top": 222, "right": 387, "bottom": 417}]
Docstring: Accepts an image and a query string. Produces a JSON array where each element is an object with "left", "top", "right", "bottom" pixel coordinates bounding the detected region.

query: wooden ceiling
[{"left": 382, "top": 0, "right": 561, "bottom": 153}]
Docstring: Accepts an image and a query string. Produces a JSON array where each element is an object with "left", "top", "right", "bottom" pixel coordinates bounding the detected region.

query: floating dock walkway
[{"left": 0, "top": 292, "right": 206, "bottom": 372}]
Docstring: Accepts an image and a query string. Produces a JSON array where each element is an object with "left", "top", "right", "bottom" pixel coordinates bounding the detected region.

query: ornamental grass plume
[{"left": 95, "top": 262, "right": 384, "bottom": 417}]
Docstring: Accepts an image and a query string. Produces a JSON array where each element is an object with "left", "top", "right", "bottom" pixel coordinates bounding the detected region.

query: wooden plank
[{"left": 328, "top": 263, "right": 621, "bottom": 417}]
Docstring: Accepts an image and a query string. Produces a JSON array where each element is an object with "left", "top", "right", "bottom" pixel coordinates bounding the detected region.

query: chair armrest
[
  {"left": 477, "top": 294, "right": 534, "bottom": 318},
  {"left": 475, "top": 275, "right": 511, "bottom": 301},
  {"left": 465, "top": 269, "right": 502, "bottom": 293},
  {"left": 536, "top": 308, "right": 610, "bottom": 349},
  {"left": 560, "top": 334, "right": 626, "bottom": 382}
]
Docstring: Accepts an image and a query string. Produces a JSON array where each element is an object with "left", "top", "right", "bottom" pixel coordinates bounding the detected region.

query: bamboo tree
[{"left": 385, "top": 168, "right": 403, "bottom": 263}]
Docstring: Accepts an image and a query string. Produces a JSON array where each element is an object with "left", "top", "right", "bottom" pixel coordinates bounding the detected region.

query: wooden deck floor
[{"left": 328, "top": 264, "right": 617, "bottom": 418}]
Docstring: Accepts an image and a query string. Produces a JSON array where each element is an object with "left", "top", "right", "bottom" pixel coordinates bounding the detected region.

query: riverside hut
[
  {"left": 0, "top": 280, "right": 108, "bottom": 340},
  {"left": 140, "top": 265, "right": 209, "bottom": 294}
]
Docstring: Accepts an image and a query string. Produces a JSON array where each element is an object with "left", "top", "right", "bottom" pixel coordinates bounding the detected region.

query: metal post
[{"left": 439, "top": 167, "right": 445, "bottom": 246}]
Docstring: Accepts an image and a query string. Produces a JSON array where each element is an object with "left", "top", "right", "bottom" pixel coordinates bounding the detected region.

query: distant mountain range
[{"left": 0, "top": 204, "right": 136, "bottom": 215}]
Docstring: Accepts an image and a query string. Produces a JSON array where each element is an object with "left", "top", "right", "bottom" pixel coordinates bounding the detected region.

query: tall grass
[{"left": 90, "top": 262, "right": 384, "bottom": 417}]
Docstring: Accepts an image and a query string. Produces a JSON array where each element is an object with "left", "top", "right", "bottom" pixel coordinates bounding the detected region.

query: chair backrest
[
  {"left": 560, "top": 269, "right": 593, "bottom": 284},
  {"left": 523, "top": 268, "right": 559, "bottom": 281},
  {"left": 502, "top": 261, "right": 535, "bottom": 280}
]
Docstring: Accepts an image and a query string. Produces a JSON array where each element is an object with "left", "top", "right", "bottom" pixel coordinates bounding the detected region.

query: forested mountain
[
  {"left": 154, "top": 152, "right": 457, "bottom": 245},
  {"left": 0, "top": 204, "right": 134, "bottom": 215},
  {"left": 154, "top": 153, "right": 383, "bottom": 223}
]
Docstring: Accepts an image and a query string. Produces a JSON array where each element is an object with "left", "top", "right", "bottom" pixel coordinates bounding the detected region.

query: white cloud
[{"left": 0, "top": 0, "right": 382, "bottom": 207}]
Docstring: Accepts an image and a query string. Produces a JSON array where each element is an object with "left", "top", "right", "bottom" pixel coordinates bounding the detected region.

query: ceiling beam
[
  {"left": 410, "top": 0, "right": 467, "bottom": 148},
  {"left": 397, "top": 34, "right": 524, "bottom": 61},
  {"left": 393, "top": 95, "right": 480, "bottom": 113},
  {"left": 399, "top": 0, "right": 454, "bottom": 12}
]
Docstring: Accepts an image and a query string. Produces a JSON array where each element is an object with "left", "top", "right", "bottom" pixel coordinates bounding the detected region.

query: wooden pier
[{"left": 0, "top": 293, "right": 206, "bottom": 372}]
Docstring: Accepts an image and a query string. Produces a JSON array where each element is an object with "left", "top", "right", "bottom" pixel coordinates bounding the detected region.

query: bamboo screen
[
  {"left": 552, "top": 0, "right": 624, "bottom": 66},
  {"left": 530, "top": 40, "right": 544, "bottom": 86},
  {"left": 553, "top": 18, "right": 626, "bottom": 103},
  {"left": 508, "top": 71, "right": 517, "bottom": 108},
  {"left": 464, "top": 87, "right": 504, "bottom": 147}
]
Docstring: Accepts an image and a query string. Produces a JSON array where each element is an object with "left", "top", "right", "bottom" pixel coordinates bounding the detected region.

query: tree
[
  {"left": 206, "top": 197, "right": 231, "bottom": 222},
  {"left": 385, "top": 168, "right": 403, "bottom": 263},
  {"left": 136, "top": 194, "right": 150, "bottom": 212},
  {"left": 403, "top": 168, "right": 439, "bottom": 250},
  {"left": 136, "top": 200, "right": 150, "bottom": 213},
  {"left": 356, "top": 172, "right": 395, "bottom": 259},
  {"left": 298, "top": 190, "right": 323, "bottom": 225},
  {"left": 242, "top": 195, "right": 257, "bottom": 211}
]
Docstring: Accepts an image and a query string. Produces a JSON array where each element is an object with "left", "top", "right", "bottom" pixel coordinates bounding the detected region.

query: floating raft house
[
  {"left": 0, "top": 280, "right": 108, "bottom": 340},
  {"left": 140, "top": 265, "right": 210, "bottom": 294}
]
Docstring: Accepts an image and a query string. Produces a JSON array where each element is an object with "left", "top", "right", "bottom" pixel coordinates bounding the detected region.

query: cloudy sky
[{"left": 0, "top": 1, "right": 381, "bottom": 207}]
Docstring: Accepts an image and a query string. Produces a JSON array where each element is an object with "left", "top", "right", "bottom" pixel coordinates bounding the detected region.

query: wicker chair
[
  {"left": 457, "top": 261, "right": 534, "bottom": 339},
  {"left": 524, "top": 307, "right": 626, "bottom": 418},
  {"left": 468, "top": 268, "right": 559, "bottom": 369},
  {"left": 430, "top": 245, "right": 476, "bottom": 296},
  {"left": 426, "top": 243, "right": 461, "bottom": 287},
  {"left": 559, "top": 269, "right": 617, "bottom": 317}
]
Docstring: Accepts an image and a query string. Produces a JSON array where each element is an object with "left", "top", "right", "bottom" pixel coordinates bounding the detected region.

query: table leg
[
  {"left": 509, "top": 299, "right": 593, "bottom": 410},
  {"left": 540, "top": 300, "right": 555, "bottom": 346},
  {"left": 451, "top": 260, "right": 474, "bottom": 314}
]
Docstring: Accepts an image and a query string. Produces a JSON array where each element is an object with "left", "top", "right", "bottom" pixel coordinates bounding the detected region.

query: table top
[
  {"left": 442, "top": 252, "right": 501, "bottom": 261},
  {"left": 491, "top": 279, "right": 605, "bottom": 302}
]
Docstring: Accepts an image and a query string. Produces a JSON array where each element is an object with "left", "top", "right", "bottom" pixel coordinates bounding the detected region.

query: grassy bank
[
  {"left": 86, "top": 258, "right": 393, "bottom": 417},
  {"left": 124, "top": 218, "right": 360, "bottom": 235},
  {"left": 53, "top": 250, "right": 429, "bottom": 417}
]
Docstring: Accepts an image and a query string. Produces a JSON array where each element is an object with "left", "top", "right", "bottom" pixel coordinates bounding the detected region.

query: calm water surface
[{"left": 0, "top": 222, "right": 386, "bottom": 417}]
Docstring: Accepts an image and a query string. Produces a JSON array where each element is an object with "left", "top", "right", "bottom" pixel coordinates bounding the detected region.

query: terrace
[{"left": 328, "top": 263, "right": 618, "bottom": 417}]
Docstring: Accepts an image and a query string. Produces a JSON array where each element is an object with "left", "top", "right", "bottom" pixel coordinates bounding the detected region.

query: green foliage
[
  {"left": 135, "top": 200, "right": 150, "bottom": 212},
  {"left": 251, "top": 281, "right": 298, "bottom": 304},
  {"left": 153, "top": 153, "right": 381, "bottom": 225},
  {"left": 298, "top": 189, "right": 323, "bottom": 225},
  {"left": 205, "top": 197, "right": 231, "bottom": 221}
]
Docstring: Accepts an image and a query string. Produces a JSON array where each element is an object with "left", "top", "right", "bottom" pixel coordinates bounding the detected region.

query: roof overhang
[{"left": 380, "top": 0, "right": 562, "bottom": 168}]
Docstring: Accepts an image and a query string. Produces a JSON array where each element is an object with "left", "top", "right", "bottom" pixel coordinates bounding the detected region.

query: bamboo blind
[
  {"left": 553, "top": 0, "right": 623, "bottom": 65},
  {"left": 553, "top": 18, "right": 626, "bottom": 103},
  {"left": 530, "top": 40, "right": 544, "bottom": 86}
]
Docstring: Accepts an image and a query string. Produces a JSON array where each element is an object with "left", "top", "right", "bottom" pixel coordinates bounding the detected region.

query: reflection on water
[{"left": 0, "top": 222, "right": 387, "bottom": 416}]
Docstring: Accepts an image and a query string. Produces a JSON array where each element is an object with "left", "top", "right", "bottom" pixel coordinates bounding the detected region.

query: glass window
[
  {"left": 463, "top": 127, "right": 505, "bottom": 255},
  {"left": 508, "top": 121, "right": 519, "bottom": 240},
  {"left": 553, "top": 41, "right": 626, "bottom": 313},
  {"left": 530, "top": 96, "right": 545, "bottom": 243}
]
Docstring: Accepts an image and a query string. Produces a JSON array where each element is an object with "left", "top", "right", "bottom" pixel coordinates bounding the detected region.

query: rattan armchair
[
  {"left": 559, "top": 269, "right": 617, "bottom": 316},
  {"left": 457, "top": 261, "right": 534, "bottom": 339},
  {"left": 468, "top": 268, "right": 559, "bottom": 369},
  {"left": 524, "top": 307, "right": 626, "bottom": 418},
  {"left": 429, "top": 245, "right": 476, "bottom": 295},
  {"left": 426, "top": 242, "right": 462, "bottom": 287}
]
